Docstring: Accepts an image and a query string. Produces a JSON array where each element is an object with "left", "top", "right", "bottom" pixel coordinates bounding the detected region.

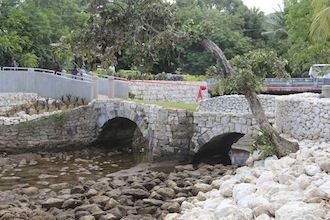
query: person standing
[
  {"left": 71, "top": 64, "right": 78, "bottom": 79},
  {"left": 54, "top": 61, "right": 62, "bottom": 75},
  {"left": 10, "top": 58, "right": 19, "bottom": 70}
]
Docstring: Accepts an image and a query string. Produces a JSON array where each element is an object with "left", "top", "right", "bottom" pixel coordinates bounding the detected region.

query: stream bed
[{"left": 0, "top": 147, "right": 160, "bottom": 191}]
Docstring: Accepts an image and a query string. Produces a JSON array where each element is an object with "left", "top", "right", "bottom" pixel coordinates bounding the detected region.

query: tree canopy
[
  {"left": 1, "top": 0, "right": 329, "bottom": 77},
  {"left": 0, "top": 0, "right": 89, "bottom": 68}
]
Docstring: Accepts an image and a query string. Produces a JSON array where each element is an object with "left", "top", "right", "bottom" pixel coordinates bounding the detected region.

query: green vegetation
[
  {"left": 131, "top": 100, "right": 197, "bottom": 112},
  {"left": 1, "top": 0, "right": 329, "bottom": 77},
  {"left": 17, "top": 110, "right": 69, "bottom": 131},
  {"left": 51, "top": 110, "right": 69, "bottom": 127},
  {"left": 250, "top": 130, "right": 276, "bottom": 157}
]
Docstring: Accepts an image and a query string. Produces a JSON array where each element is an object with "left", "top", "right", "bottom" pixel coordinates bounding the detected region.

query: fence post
[
  {"left": 322, "top": 85, "right": 330, "bottom": 98},
  {"left": 92, "top": 76, "right": 98, "bottom": 99},
  {"left": 108, "top": 76, "right": 115, "bottom": 98}
]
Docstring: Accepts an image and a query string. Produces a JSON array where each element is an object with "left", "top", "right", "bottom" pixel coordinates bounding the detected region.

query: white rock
[
  {"left": 248, "top": 196, "right": 271, "bottom": 210},
  {"left": 319, "top": 180, "right": 330, "bottom": 197},
  {"left": 210, "top": 179, "right": 223, "bottom": 189},
  {"left": 163, "top": 213, "right": 181, "bottom": 220},
  {"left": 180, "top": 201, "right": 195, "bottom": 211},
  {"left": 232, "top": 183, "right": 257, "bottom": 201},
  {"left": 295, "top": 174, "right": 312, "bottom": 190},
  {"left": 303, "top": 185, "right": 329, "bottom": 203},
  {"left": 275, "top": 201, "right": 326, "bottom": 220},
  {"left": 256, "top": 171, "right": 278, "bottom": 186},
  {"left": 219, "top": 179, "right": 238, "bottom": 197},
  {"left": 215, "top": 202, "right": 253, "bottom": 219},
  {"left": 269, "top": 191, "right": 304, "bottom": 210},
  {"left": 253, "top": 204, "right": 275, "bottom": 218},
  {"left": 256, "top": 181, "right": 287, "bottom": 198},
  {"left": 305, "top": 164, "right": 321, "bottom": 176},
  {"left": 196, "top": 192, "right": 207, "bottom": 201},
  {"left": 255, "top": 214, "right": 271, "bottom": 220}
]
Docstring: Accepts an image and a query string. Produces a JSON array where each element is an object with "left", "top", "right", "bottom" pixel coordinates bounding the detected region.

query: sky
[{"left": 241, "top": 0, "right": 284, "bottom": 14}]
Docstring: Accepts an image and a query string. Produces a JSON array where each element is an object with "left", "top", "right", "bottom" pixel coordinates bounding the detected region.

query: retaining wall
[
  {"left": 128, "top": 81, "right": 209, "bottom": 104},
  {"left": 198, "top": 93, "right": 330, "bottom": 141},
  {"left": 0, "top": 93, "right": 37, "bottom": 114},
  {"left": 276, "top": 93, "right": 330, "bottom": 141}
]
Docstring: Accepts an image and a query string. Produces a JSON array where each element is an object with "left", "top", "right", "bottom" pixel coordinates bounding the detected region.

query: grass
[{"left": 131, "top": 99, "right": 197, "bottom": 112}]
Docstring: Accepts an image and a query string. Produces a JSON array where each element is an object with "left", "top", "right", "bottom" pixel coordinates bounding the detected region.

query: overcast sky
[{"left": 241, "top": 0, "right": 283, "bottom": 14}]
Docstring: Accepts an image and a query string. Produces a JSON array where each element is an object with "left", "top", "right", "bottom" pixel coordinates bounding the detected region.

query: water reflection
[{"left": 0, "top": 149, "right": 140, "bottom": 191}]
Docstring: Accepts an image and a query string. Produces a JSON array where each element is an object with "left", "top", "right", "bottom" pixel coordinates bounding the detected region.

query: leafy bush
[{"left": 249, "top": 130, "right": 276, "bottom": 157}]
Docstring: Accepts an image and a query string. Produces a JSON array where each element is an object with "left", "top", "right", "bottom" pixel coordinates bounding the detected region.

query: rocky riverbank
[
  {"left": 165, "top": 139, "right": 330, "bottom": 220},
  {"left": 0, "top": 150, "right": 237, "bottom": 220},
  {"left": 1, "top": 141, "right": 330, "bottom": 220}
]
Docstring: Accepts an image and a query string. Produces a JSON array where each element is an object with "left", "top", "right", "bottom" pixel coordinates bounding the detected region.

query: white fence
[{"left": 0, "top": 67, "right": 128, "bottom": 101}]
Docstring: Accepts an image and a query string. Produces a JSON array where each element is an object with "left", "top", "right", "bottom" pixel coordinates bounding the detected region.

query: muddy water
[{"left": 0, "top": 148, "right": 161, "bottom": 191}]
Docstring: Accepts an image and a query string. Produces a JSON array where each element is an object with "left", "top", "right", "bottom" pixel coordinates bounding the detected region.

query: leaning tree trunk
[
  {"left": 202, "top": 38, "right": 236, "bottom": 78},
  {"left": 244, "top": 86, "right": 299, "bottom": 157},
  {"left": 201, "top": 37, "right": 299, "bottom": 157}
]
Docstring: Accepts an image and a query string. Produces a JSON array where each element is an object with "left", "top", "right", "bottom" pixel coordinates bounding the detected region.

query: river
[{"left": 0, "top": 147, "right": 166, "bottom": 191}]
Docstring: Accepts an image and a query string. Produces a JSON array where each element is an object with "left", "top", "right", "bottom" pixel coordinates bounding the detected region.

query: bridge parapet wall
[
  {"left": 128, "top": 81, "right": 209, "bottom": 104},
  {"left": 197, "top": 94, "right": 276, "bottom": 115},
  {"left": 276, "top": 93, "right": 330, "bottom": 141}
]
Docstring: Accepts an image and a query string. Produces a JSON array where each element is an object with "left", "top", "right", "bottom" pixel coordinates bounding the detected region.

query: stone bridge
[{"left": 1, "top": 93, "right": 330, "bottom": 165}]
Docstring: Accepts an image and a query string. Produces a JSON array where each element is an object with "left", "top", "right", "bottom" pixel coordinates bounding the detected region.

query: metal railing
[{"left": 264, "top": 77, "right": 330, "bottom": 88}]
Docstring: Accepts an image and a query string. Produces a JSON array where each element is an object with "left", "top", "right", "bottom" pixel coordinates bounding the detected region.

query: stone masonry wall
[
  {"left": 128, "top": 81, "right": 209, "bottom": 104},
  {"left": 276, "top": 93, "right": 330, "bottom": 141},
  {"left": 198, "top": 93, "right": 330, "bottom": 142},
  {"left": 0, "top": 98, "right": 194, "bottom": 161},
  {"left": 1, "top": 92, "right": 330, "bottom": 159},
  {"left": 0, "top": 93, "right": 37, "bottom": 114},
  {"left": 197, "top": 94, "right": 276, "bottom": 115}
]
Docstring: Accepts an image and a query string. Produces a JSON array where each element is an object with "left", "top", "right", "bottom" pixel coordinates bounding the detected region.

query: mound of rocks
[{"left": 165, "top": 140, "right": 330, "bottom": 220}]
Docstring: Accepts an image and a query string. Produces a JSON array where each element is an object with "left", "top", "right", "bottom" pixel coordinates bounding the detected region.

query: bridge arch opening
[
  {"left": 96, "top": 117, "right": 148, "bottom": 161},
  {"left": 192, "top": 132, "right": 251, "bottom": 166}
]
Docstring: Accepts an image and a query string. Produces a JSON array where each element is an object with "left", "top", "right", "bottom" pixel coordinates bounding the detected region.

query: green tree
[
  {"left": 0, "top": 0, "right": 89, "bottom": 68},
  {"left": 223, "top": 49, "right": 299, "bottom": 156},
  {"left": 286, "top": 0, "right": 330, "bottom": 76},
  {"left": 262, "top": 8, "right": 290, "bottom": 61},
  {"left": 71, "top": 0, "right": 298, "bottom": 157},
  {"left": 0, "top": 0, "right": 35, "bottom": 66},
  {"left": 310, "top": 0, "right": 330, "bottom": 41},
  {"left": 172, "top": 0, "right": 255, "bottom": 75}
]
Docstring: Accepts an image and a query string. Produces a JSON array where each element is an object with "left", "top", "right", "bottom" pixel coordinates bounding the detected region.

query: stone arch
[
  {"left": 191, "top": 113, "right": 259, "bottom": 154},
  {"left": 191, "top": 132, "right": 245, "bottom": 165},
  {"left": 97, "top": 117, "right": 138, "bottom": 149},
  {"left": 95, "top": 105, "right": 150, "bottom": 155}
]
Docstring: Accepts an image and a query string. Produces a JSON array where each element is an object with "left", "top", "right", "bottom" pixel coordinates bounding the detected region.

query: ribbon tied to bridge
[{"left": 196, "top": 85, "right": 207, "bottom": 102}]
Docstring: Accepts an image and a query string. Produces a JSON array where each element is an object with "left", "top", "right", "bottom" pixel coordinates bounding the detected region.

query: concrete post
[
  {"left": 92, "top": 76, "right": 98, "bottom": 100},
  {"left": 322, "top": 85, "right": 330, "bottom": 98},
  {"left": 108, "top": 76, "right": 115, "bottom": 98}
]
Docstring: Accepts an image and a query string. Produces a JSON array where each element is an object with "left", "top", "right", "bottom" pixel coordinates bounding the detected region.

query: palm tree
[{"left": 310, "top": 0, "right": 330, "bottom": 40}]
